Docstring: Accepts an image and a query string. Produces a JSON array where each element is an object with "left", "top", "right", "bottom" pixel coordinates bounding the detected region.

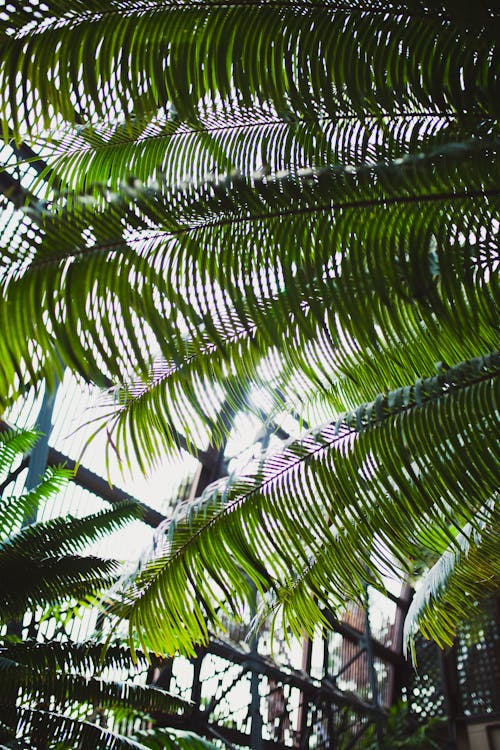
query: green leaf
[
  {"left": 404, "top": 497, "right": 500, "bottom": 653},
  {"left": 115, "top": 355, "right": 500, "bottom": 655}
]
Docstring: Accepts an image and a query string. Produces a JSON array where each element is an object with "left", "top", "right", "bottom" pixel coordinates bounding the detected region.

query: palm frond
[
  {"left": 1, "top": 0, "right": 498, "bottom": 665},
  {"left": 0, "top": 430, "right": 38, "bottom": 478},
  {"left": 0, "top": 499, "right": 144, "bottom": 559},
  {"left": 0, "top": 467, "right": 72, "bottom": 540},
  {"left": 0, "top": 658, "right": 187, "bottom": 718},
  {"left": 0, "top": 461, "right": 142, "bottom": 619},
  {"left": 403, "top": 498, "right": 500, "bottom": 653},
  {"left": 27, "top": 109, "right": 496, "bottom": 195},
  {"left": 0, "top": 554, "right": 119, "bottom": 622},
  {"left": 112, "top": 354, "right": 499, "bottom": 656},
  {"left": 0, "top": 640, "right": 152, "bottom": 676},
  {"left": 0, "top": 710, "right": 218, "bottom": 750},
  {"left": 0, "top": 707, "right": 153, "bottom": 750},
  {"left": 0, "top": 431, "right": 200, "bottom": 750},
  {"left": 1, "top": 139, "right": 497, "bottom": 464},
  {"left": 2, "top": 3, "right": 497, "bottom": 140}
]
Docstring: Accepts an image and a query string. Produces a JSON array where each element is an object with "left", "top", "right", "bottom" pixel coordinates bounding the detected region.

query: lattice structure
[
  {"left": 407, "top": 639, "right": 447, "bottom": 723},
  {"left": 152, "top": 637, "right": 385, "bottom": 749},
  {"left": 1, "top": 270, "right": 498, "bottom": 747},
  {"left": 456, "top": 599, "right": 500, "bottom": 719},
  {"left": 327, "top": 603, "right": 396, "bottom": 709},
  {"left": 1, "top": 376, "right": 402, "bottom": 748},
  {"left": 408, "top": 598, "right": 500, "bottom": 735}
]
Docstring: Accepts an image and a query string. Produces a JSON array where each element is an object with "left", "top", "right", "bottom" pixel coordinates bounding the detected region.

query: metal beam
[
  {"left": 323, "top": 610, "right": 403, "bottom": 667},
  {"left": 0, "top": 419, "right": 166, "bottom": 528},
  {"left": 202, "top": 638, "right": 386, "bottom": 718},
  {"left": 46, "top": 445, "right": 166, "bottom": 528}
]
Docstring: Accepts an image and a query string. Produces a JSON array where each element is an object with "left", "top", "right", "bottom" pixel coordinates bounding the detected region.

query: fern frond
[
  {"left": 2, "top": 3, "right": 497, "bottom": 140},
  {"left": 0, "top": 555, "right": 118, "bottom": 622},
  {"left": 403, "top": 498, "right": 500, "bottom": 653},
  {"left": 114, "top": 354, "right": 499, "bottom": 655},
  {"left": 0, "top": 658, "right": 187, "bottom": 718},
  {"left": 0, "top": 640, "right": 151, "bottom": 676},
  {"left": 1, "top": 1, "right": 498, "bottom": 663},
  {"left": 1, "top": 140, "right": 497, "bottom": 464},
  {"left": 28, "top": 110, "right": 496, "bottom": 195},
  {"left": 0, "top": 467, "right": 72, "bottom": 540},
  {"left": 0, "top": 499, "right": 144, "bottom": 559},
  {"left": 0, "top": 429, "right": 38, "bottom": 479},
  {"left": 0, "top": 706, "right": 152, "bottom": 750}
]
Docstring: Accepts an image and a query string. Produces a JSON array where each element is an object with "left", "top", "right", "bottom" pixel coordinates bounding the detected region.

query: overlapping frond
[
  {"left": 0, "top": 433, "right": 142, "bottom": 621},
  {"left": 403, "top": 498, "right": 500, "bottom": 652},
  {"left": 0, "top": 467, "right": 71, "bottom": 539},
  {"left": 0, "top": 643, "right": 214, "bottom": 749},
  {"left": 0, "top": 719, "right": 217, "bottom": 750},
  {"left": 0, "top": 554, "right": 119, "bottom": 622},
  {"left": 27, "top": 110, "right": 495, "bottom": 195},
  {"left": 1, "top": 640, "right": 152, "bottom": 676},
  {"left": 0, "top": 658, "right": 185, "bottom": 718},
  {"left": 0, "top": 0, "right": 498, "bottom": 663},
  {"left": 0, "top": 431, "right": 206, "bottom": 750},
  {"left": 0, "top": 499, "right": 144, "bottom": 559},
  {"left": 112, "top": 355, "right": 499, "bottom": 656},
  {"left": 1, "top": 707, "right": 159, "bottom": 750},
  {"left": 0, "top": 430, "right": 38, "bottom": 477},
  {"left": 2, "top": 2, "right": 498, "bottom": 140},
  {"left": 0, "top": 499, "right": 140, "bottom": 615},
  {"left": 1, "top": 138, "right": 497, "bottom": 464},
  {"left": 1, "top": 0, "right": 498, "bottom": 475}
]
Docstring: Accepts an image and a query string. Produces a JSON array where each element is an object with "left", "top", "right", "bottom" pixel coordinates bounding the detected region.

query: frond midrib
[{"left": 128, "top": 355, "right": 499, "bottom": 600}]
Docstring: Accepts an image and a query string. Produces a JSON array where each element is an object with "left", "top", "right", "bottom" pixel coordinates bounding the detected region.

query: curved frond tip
[
  {"left": 403, "top": 497, "right": 500, "bottom": 656},
  {"left": 114, "top": 354, "right": 500, "bottom": 656}
]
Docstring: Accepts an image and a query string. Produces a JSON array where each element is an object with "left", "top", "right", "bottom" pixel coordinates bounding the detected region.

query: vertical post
[
  {"left": 191, "top": 653, "right": 203, "bottom": 720},
  {"left": 440, "top": 644, "right": 466, "bottom": 750},
  {"left": 296, "top": 637, "right": 312, "bottom": 748},
  {"left": 249, "top": 421, "right": 269, "bottom": 749},
  {"left": 7, "top": 378, "right": 59, "bottom": 639},
  {"left": 249, "top": 583, "right": 264, "bottom": 750},
  {"left": 364, "top": 586, "right": 383, "bottom": 748},
  {"left": 24, "top": 381, "right": 59, "bottom": 504},
  {"left": 390, "top": 584, "right": 413, "bottom": 705}
]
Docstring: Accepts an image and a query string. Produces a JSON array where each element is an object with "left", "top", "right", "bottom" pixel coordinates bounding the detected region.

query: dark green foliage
[
  {"left": 346, "top": 701, "right": 446, "bottom": 749},
  {"left": 0, "top": 430, "right": 133, "bottom": 620},
  {"left": 113, "top": 354, "right": 500, "bottom": 655},
  {"left": 0, "top": 430, "right": 210, "bottom": 750},
  {"left": 2, "top": 2, "right": 498, "bottom": 137},
  {"left": 0, "top": 0, "right": 498, "bottom": 669}
]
